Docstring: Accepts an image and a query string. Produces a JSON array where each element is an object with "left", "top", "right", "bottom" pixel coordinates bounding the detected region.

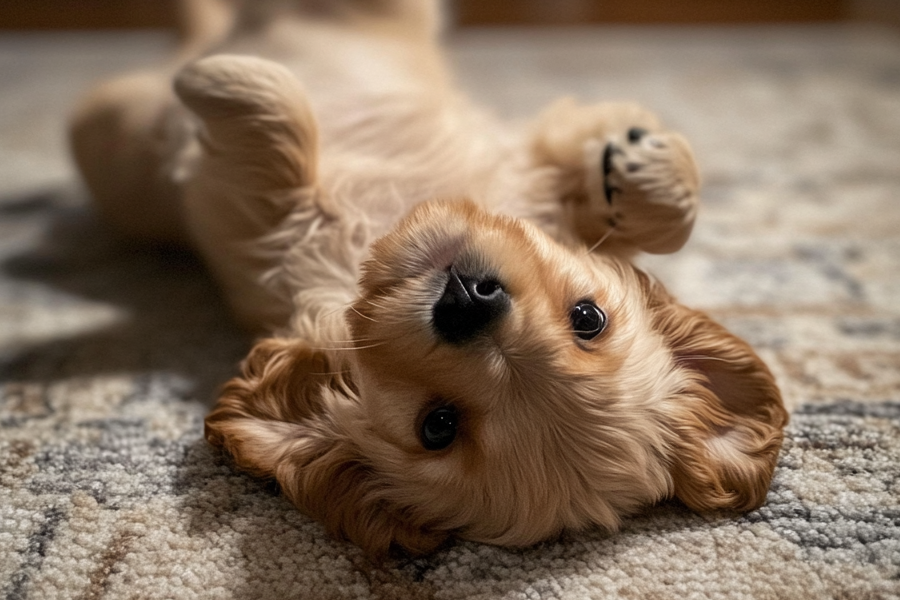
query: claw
[
  {"left": 602, "top": 142, "right": 623, "bottom": 204},
  {"left": 602, "top": 142, "right": 616, "bottom": 176},
  {"left": 627, "top": 127, "right": 648, "bottom": 143}
]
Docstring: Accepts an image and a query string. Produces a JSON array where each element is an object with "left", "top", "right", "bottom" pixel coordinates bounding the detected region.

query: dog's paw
[
  {"left": 530, "top": 100, "right": 700, "bottom": 256},
  {"left": 175, "top": 55, "right": 307, "bottom": 121},
  {"left": 583, "top": 127, "right": 700, "bottom": 255},
  {"left": 174, "top": 54, "right": 319, "bottom": 189}
]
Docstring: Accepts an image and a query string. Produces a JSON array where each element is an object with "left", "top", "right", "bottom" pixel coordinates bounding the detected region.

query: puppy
[{"left": 69, "top": 0, "right": 788, "bottom": 556}]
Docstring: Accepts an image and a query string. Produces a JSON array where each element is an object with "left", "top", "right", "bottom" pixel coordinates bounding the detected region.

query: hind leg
[
  {"left": 174, "top": 54, "right": 322, "bottom": 331},
  {"left": 70, "top": 71, "right": 192, "bottom": 245}
]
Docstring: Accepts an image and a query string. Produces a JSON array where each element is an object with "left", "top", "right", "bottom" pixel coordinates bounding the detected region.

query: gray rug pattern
[{"left": 2, "top": 27, "right": 900, "bottom": 599}]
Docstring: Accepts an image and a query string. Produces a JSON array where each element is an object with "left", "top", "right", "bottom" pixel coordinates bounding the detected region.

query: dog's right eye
[
  {"left": 570, "top": 301, "right": 608, "bottom": 340},
  {"left": 420, "top": 406, "right": 458, "bottom": 451}
]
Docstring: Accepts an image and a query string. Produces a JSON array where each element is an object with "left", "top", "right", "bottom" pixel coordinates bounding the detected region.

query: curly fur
[{"left": 69, "top": 0, "right": 788, "bottom": 557}]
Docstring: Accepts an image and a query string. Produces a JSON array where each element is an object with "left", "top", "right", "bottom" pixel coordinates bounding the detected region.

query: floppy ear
[
  {"left": 642, "top": 276, "right": 789, "bottom": 513},
  {"left": 205, "top": 338, "right": 447, "bottom": 557}
]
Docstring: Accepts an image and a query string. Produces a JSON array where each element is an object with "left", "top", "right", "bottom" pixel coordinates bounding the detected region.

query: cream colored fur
[{"left": 70, "top": 0, "right": 786, "bottom": 557}]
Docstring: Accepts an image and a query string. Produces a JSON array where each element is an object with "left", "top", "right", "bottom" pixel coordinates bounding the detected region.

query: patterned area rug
[{"left": 2, "top": 26, "right": 899, "bottom": 599}]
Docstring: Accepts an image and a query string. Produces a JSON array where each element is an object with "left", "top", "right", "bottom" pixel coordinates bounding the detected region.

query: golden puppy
[{"left": 70, "top": 0, "right": 788, "bottom": 556}]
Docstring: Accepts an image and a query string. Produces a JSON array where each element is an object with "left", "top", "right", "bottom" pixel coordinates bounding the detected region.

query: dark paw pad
[{"left": 627, "top": 127, "right": 648, "bottom": 143}]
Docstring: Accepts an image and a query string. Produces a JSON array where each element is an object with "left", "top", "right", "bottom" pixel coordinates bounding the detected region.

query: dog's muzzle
[{"left": 432, "top": 266, "right": 510, "bottom": 344}]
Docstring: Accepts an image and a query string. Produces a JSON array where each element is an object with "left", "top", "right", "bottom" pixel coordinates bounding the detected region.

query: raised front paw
[
  {"left": 529, "top": 99, "right": 700, "bottom": 256},
  {"left": 583, "top": 126, "right": 700, "bottom": 255}
]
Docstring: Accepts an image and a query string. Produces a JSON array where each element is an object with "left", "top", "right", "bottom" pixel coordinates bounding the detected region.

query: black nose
[{"left": 432, "top": 268, "right": 510, "bottom": 344}]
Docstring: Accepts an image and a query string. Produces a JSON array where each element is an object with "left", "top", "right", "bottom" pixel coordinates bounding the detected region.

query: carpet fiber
[{"left": 1, "top": 26, "right": 899, "bottom": 599}]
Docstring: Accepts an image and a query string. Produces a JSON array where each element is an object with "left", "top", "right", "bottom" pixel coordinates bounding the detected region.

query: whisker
[
  {"left": 349, "top": 305, "right": 377, "bottom": 323},
  {"left": 310, "top": 341, "right": 389, "bottom": 352},
  {"left": 316, "top": 302, "right": 380, "bottom": 323},
  {"left": 677, "top": 354, "right": 740, "bottom": 365},
  {"left": 362, "top": 298, "right": 391, "bottom": 311},
  {"left": 584, "top": 228, "right": 614, "bottom": 255},
  {"left": 320, "top": 305, "right": 349, "bottom": 319}
]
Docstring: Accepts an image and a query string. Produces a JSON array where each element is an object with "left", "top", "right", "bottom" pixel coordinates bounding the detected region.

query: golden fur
[{"left": 69, "top": 0, "right": 788, "bottom": 557}]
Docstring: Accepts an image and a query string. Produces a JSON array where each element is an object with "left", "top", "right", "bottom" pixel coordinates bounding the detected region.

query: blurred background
[{"left": 0, "top": 0, "right": 898, "bottom": 28}]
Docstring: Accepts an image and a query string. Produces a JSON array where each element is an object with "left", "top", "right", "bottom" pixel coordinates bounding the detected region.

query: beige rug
[{"left": 1, "top": 25, "right": 899, "bottom": 599}]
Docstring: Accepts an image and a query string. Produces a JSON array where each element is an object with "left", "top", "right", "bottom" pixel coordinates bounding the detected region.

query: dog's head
[{"left": 206, "top": 199, "right": 787, "bottom": 557}]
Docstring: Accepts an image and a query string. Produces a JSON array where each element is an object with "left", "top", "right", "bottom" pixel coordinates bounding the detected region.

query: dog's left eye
[
  {"left": 420, "top": 406, "right": 458, "bottom": 451},
  {"left": 570, "top": 301, "right": 607, "bottom": 340}
]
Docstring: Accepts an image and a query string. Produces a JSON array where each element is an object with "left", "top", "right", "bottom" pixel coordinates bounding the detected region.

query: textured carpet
[{"left": 2, "top": 26, "right": 900, "bottom": 600}]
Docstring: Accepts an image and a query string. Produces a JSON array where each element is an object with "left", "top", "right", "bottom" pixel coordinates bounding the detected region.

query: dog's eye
[
  {"left": 570, "top": 301, "right": 608, "bottom": 340},
  {"left": 420, "top": 406, "right": 458, "bottom": 451}
]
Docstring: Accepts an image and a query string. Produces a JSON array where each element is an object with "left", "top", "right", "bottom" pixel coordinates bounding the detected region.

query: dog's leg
[
  {"left": 176, "top": 0, "right": 239, "bottom": 59},
  {"left": 174, "top": 55, "right": 321, "bottom": 331},
  {"left": 530, "top": 99, "right": 700, "bottom": 257},
  {"left": 69, "top": 1, "right": 243, "bottom": 246},
  {"left": 287, "top": 0, "right": 443, "bottom": 38},
  {"left": 70, "top": 71, "right": 192, "bottom": 245}
]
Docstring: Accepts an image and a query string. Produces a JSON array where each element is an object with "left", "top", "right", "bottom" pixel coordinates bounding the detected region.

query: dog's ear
[
  {"left": 205, "top": 338, "right": 447, "bottom": 557},
  {"left": 641, "top": 275, "right": 789, "bottom": 513}
]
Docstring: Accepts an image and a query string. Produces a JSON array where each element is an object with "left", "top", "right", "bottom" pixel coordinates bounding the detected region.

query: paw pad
[
  {"left": 600, "top": 129, "right": 683, "bottom": 205},
  {"left": 587, "top": 127, "right": 700, "bottom": 254}
]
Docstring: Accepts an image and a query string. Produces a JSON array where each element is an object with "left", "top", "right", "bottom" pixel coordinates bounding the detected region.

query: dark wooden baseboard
[
  {"left": 0, "top": 0, "right": 178, "bottom": 29},
  {"left": 455, "top": 0, "right": 848, "bottom": 26},
  {"left": 0, "top": 0, "right": 893, "bottom": 30}
]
